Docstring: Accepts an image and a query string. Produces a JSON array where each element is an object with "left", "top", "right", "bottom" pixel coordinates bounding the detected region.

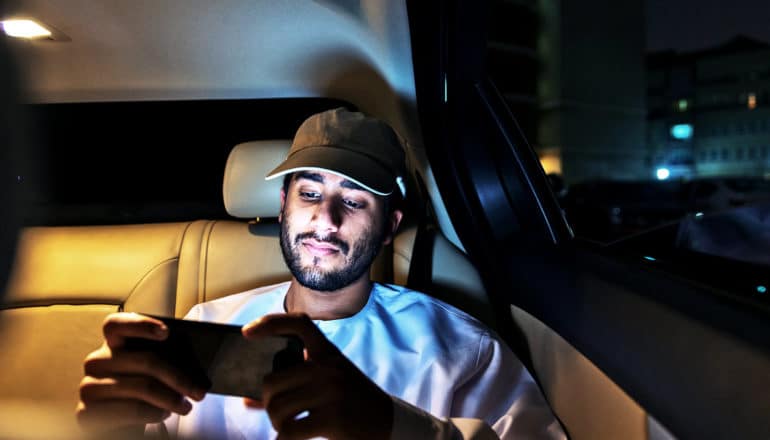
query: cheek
[
  {"left": 283, "top": 206, "right": 313, "bottom": 229},
  {"left": 350, "top": 215, "right": 384, "bottom": 242}
]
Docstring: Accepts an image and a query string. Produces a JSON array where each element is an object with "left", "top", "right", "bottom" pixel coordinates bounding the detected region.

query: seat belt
[{"left": 406, "top": 179, "right": 436, "bottom": 294}]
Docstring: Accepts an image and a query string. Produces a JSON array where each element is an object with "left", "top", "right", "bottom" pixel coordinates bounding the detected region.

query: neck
[{"left": 285, "top": 275, "right": 373, "bottom": 320}]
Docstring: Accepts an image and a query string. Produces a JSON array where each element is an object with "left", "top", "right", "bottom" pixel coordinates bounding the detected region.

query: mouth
[{"left": 301, "top": 239, "right": 341, "bottom": 257}]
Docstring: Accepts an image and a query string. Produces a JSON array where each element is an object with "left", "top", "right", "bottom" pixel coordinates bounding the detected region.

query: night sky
[{"left": 645, "top": 0, "right": 770, "bottom": 52}]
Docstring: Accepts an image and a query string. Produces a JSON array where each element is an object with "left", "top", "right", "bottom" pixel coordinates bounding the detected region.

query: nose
[{"left": 310, "top": 198, "right": 342, "bottom": 235}]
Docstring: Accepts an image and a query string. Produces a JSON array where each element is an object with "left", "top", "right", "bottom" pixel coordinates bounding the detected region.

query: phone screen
[{"left": 125, "top": 315, "right": 304, "bottom": 400}]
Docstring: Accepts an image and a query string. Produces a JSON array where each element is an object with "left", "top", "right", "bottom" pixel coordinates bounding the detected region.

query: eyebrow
[
  {"left": 295, "top": 171, "right": 366, "bottom": 192},
  {"left": 295, "top": 171, "right": 324, "bottom": 184}
]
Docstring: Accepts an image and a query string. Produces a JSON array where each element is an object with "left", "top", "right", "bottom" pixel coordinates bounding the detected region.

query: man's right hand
[{"left": 76, "top": 313, "right": 209, "bottom": 434}]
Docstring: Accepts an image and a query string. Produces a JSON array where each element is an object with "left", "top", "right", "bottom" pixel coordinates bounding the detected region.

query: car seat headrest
[{"left": 223, "top": 140, "right": 291, "bottom": 219}]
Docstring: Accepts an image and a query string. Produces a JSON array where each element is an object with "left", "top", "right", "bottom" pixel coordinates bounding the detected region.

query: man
[{"left": 76, "top": 108, "right": 565, "bottom": 439}]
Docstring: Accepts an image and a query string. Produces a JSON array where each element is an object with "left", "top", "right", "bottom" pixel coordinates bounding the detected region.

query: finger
[
  {"left": 76, "top": 399, "right": 171, "bottom": 431},
  {"left": 102, "top": 313, "right": 168, "bottom": 349},
  {"left": 276, "top": 409, "right": 332, "bottom": 440},
  {"left": 80, "top": 375, "right": 193, "bottom": 415},
  {"left": 242, "top": 313, "right": 336, "bottom": 359},
  {"left": 261, "top": 362, "right": 316, "bottom": 398},
  {"left": 84, "top": 349, "right": 208, "bottom": 401},
  {"left": 265, "top": 382, "right": 335, "bottom": 434},
  {"left": 243, "top": 397, "right": 264, "bottom": 409}
]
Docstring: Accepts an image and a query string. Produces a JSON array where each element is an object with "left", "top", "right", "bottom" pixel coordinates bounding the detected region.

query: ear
[
  {"left": 382, "top": 209, "right": 404, "bottom": 246},
  {"left": 278, "top": 187, "right": 286, "bottom": 223}
]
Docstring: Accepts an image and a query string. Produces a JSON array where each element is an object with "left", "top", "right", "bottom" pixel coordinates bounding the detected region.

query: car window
[
  {"left": 18, "top": 99, "right": 352, "bottom": 226},
  {"left": 486, "top": 0, "right": 770, "bottom": 259}
]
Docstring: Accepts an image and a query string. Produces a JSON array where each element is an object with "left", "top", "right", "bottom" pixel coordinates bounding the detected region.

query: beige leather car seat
[
  {"left": 1, "top": 222, "right": 196, "bottom": 431},
  {"left": 0, "top": 139, "right": 494, "bottom": 436}
]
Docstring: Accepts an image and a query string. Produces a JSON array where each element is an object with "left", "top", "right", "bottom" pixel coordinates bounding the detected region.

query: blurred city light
[
  {"left": 670, "top": 124, "right": 693, "bottom": 139},
  {"left": 656, "top": 167, "right": 670, "bottom": 180},
  {"left": 748, "top": 93, "right": 757, "bottom": 110},
  {"left": 538, "top": 151, "right": 562, "bottom": 175},
  {"left": 757, "top": 285, "right": 767, "bottom": 294}
]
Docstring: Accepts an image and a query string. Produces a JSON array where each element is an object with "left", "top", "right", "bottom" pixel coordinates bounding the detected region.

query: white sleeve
[
  {"left": 388, "top": 334, "right": 566, "bottom": 440},
  {"left": 451, "top": 333, "right": 566, "bottom": 440},
  {"left": 390, "top": 396, "right": 498, "bottom": 440}
]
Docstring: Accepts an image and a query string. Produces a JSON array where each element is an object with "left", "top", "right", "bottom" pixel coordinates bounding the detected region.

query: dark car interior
[{"left": 2, "top": 0, "right": 769, "bottom": 439}]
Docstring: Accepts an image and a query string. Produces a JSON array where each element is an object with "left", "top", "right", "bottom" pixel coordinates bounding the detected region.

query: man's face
[{"left": 279, "top": 171, "right": 397, "bottom": 291}]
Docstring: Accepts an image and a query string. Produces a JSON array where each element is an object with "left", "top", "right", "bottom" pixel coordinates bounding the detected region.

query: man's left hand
[{"left": 242, "top": 313, "right": 394, "bottom": 440}]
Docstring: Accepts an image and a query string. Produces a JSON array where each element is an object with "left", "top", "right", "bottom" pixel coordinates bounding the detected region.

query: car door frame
[{"left": 407, "top": 1, "right": 770, "bottom": 438}]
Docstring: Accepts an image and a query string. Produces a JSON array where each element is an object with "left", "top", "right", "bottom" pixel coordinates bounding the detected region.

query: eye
[
  {"left": 343, "top": 199, "right": 364, "bottom": 209},
  {"left": 299, "top": 191, "right": 321, "bottom": 200}
]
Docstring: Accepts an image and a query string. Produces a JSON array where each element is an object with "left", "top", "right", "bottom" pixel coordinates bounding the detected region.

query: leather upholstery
[
  {"left": 175, "top": 220, "right": 291, "bottom": 317},
  {"left": 1, "top": 222, "right": 193, "bottom": 430},
  {"left": 0, "top": 305, "right": 115, "bottom": 404},
  {"left": 5, "top": 223, "right": 189, "bottom": 312},
  {"left": 223, "top": 140, "right": 291, "bottom": 219},
  {"left": 510, "top": 305, "right": 647, "bottom": 440}
]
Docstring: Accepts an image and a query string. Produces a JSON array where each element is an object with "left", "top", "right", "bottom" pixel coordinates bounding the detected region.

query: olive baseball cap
[{"left": 265, "top": 108, "right": 406, "bottom": 197}]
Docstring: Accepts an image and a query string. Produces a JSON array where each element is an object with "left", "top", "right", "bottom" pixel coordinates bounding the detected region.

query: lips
[
  {"left": 302, "top": 239, "right": 341, "bottom": 257},
  {"left": 295, "top": 232, "right": 350, "bottom": 256}
]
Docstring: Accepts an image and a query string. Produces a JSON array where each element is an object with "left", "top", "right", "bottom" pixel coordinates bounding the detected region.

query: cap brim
[{"left": 265, "top": 146, "right": 395, "bottom": 196}]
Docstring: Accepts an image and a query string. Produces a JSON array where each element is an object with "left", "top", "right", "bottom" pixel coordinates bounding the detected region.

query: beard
[{"left": 279, "top": 211, "right": 386, "bottom": 292}]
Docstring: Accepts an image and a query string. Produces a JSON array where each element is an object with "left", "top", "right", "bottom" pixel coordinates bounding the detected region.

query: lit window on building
[
  {"left": 537, "top": 151, "right": 562, "bottom": 175},
  {"left": 748, "top": 93, "right": 757, "bottom": 110},
  {"left": 671, "top": 124, "right": 693, "bottom": 139}
]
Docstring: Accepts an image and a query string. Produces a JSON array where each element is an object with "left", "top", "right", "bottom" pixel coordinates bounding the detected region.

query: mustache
[{"left": 294, "top": 231, "right": 350, "bottom": 255}]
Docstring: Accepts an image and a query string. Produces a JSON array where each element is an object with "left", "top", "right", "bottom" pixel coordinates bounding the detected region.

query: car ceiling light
[
  {"left": 656, "top": 168, "right": 670, "bottom": 180},
  {"left": 757, "top": 285, "right": 767, "bottom": 294},
  {"left": 1, "top": 19, "right": 51, "bottom": 39}
]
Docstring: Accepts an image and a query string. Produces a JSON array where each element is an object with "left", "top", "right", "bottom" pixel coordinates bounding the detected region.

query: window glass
[
  {"left": 18, "top": 99, "right": 352, "bottom": 225},
  {"left": 486, "top": 0, "right": 770, "bottom": 267}
]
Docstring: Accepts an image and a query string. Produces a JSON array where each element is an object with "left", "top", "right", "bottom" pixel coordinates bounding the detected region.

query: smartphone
[{"left": 124, "top": 315, "right": 304, "bottom": 400}]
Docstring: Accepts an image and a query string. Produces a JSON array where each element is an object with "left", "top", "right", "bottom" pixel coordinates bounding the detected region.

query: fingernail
[
  {"left": 154, "top": 324, "right": 168, "bottom": 337},
  {"left": 242, "top": 318, "right": 263, "bottom": 334},
  {"left": 181, "top": 399, "right": 193, "bottom": 414},
  {"left": 191, "top": 388, "right": 207, "bottom": 401}
]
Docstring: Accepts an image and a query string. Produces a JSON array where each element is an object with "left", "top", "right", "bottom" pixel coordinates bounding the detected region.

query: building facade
[
  {"left": 535, "top": 0, "right": 648, "bottom": 184},
  {"left": 647, "top": 36, "right": 770, "bottom": 180}
]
